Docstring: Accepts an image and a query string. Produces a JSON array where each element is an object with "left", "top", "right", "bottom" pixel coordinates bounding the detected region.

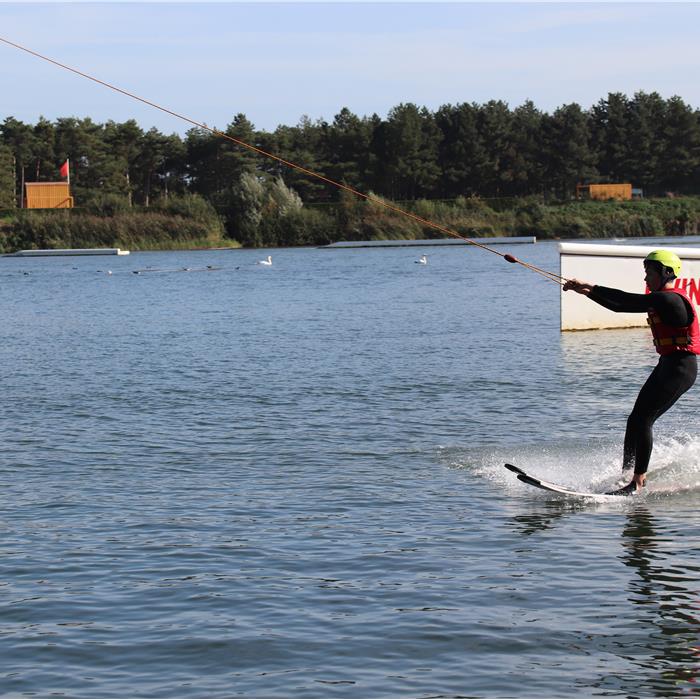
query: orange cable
[{"left": 0, "top": 35, "right": 566, "bottom": 285}]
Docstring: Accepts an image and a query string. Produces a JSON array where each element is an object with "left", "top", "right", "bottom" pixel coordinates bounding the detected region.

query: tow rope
[{"left": 1, "top": 35, "right": 566, "bottom": 286}]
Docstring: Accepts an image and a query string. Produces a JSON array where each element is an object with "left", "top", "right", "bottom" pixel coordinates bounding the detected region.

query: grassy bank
[
  {"left": 0, "top": 195, "right": 232, "bottom": 254},
  {"left": 309, "top": 195, "right": 700, "bottom": 245},
  {"left": 0, "top": 211, "right": 234, "bottom": 253},
  {"left": 2, "top": 195, "right": 700, "bottom": 253},
  {"left": 370, "top": 196, "right": 700, "bottom": 241},
  {"left": 516, "top": 197, "right": 700, "bottom": 239}
]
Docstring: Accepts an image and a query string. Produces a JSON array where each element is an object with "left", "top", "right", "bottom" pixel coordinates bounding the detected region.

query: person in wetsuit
[{"left": 563, "top": 250, "right": 699, "bottom": 495}]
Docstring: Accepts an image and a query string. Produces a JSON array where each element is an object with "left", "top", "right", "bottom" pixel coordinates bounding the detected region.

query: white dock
[
  {"left": 321, "top": 236, "right": 536, "bottom": 248},
  {"left": 4, "top": 248, "right": 130, "bottom": 257},
  {"left": 560, "top": 242, "right": 700, "bottom": 331}
]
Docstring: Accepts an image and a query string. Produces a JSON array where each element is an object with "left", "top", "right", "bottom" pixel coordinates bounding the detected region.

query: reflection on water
[
  {"left": 560, "top": 326, "right": 653, "bottom": 373},
  {"left": 616, "top": 507, "right": 699, "bottom": 696},
  {"left": 510, "top": 501, "right": 590, "bottom": 537},
  {"left": 508, "top": 501, "right": 699, "bottom": 697}
]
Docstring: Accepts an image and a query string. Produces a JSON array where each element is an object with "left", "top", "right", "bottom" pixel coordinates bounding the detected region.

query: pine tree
[
  {"left": 31, "top": 117, "right": 57, "bottom": 181},
  {"left": 0, "top": 143, "right": 15, "bottom": 209},
  {"left": 326, "top": 108, "right": 375, "bottom": 192},
  {"left": 185, "top": 127, "right": 225, "bottom": 200},
  {"left": 272, "top": 115, "right": 332, "bottom": 202},
  {"left": 503, "top": 100, "right": 544, "bottom": 196},
  {"left": 624, "top": 92, "right": 666, "bottom": 193},
  {"left": 103, "top": 120, "right": 145, "bottom": 206},
  {"left": 590, "top": 92, "right": 629, "bottom": 182},
  {"left": 476, "top": 100, "right": 513, "bottom": 196},
  {"left": 1, "top": 117, "right": 38, "bottom": 206},
  {"left": 542, "top": 103, "right": 597, "bottom": 199},
  {"left": 659, "top": 95, "right": 700, "bottom": 193},
  {"left": 221, "top": 114, "right": 259, "bottom": 185},
  {"left": 382, "top": 103, "right": 441, "bottom": 199},
  {"left": 434, "top": 102, "right": 487, "bottom": 197},
  {"left": 53, "top": 117, "right": 109, "bottom": 202},
  {"left": 136, "top": 128, "right": 186, "bottom": 206}
]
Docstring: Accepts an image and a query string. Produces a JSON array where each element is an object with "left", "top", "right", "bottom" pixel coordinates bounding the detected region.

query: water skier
[{"left": 563, "top": 250, "right": 699, "bottom": 495}]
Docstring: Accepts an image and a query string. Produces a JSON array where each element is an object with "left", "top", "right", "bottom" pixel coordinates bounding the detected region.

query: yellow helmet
[{"left": 644, "top": 249, "right": 681, "bottom": 278}]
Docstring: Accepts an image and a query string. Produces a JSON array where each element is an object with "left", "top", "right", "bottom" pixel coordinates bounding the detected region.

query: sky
[{"left": 2, "top": 2, "right": 700, "bottom": 136}]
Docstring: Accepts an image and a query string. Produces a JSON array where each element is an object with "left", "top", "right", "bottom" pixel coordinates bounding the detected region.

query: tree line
[{"left": 2, "top": 91, "right": 700, "bottom": 209}]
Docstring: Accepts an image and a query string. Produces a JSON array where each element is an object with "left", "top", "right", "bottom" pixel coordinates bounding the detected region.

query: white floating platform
[
  {"left": 5, "top": 248, "right": 130, "bottom": 257},
  {"left": 321, "top": 236, "right": 536, "bottom": 248},
  {"left": 560, "top": 242, "right": 700, "bottom": 331}
]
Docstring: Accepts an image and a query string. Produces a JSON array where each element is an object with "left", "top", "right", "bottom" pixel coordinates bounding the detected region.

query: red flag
[{"left": 59, "top": 160, "right": 69, "bottom": 179}]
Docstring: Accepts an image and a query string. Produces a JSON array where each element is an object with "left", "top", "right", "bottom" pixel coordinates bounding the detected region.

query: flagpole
[{"left": 67, "top": 158, "right": 70, "bottom": 186}]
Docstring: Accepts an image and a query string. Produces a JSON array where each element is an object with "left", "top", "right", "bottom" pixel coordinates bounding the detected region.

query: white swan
[
  {"left": 416, "top": 254, "right": 428, "bottom": 265},
  {"left": 258, "top": 255, "right": 272, "bottom": 266}
]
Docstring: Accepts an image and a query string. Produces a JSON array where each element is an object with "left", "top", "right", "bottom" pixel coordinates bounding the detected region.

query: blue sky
[{"left": 2, "top": 2, "right": 700, "bottom": 135}]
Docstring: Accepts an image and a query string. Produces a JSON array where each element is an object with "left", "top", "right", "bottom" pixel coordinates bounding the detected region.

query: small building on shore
[
  {"left": 24, "top": 182, "right": 73, "bottom": 209},
  {"left": 576, "top": 183, "right": 633, "bottom": 201}
]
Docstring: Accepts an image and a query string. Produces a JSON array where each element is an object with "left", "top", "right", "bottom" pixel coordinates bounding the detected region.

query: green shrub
[
  {"left": 274, "top": 207, "right": 333, "bottom": 246},
  {"left": 3, "top": 208, "right": 226, "bottom": 252},
  {"left": 453, "top": 195, "right": 493, "bottom": 214},
  {"left": 153, "top": 193, "right": 222, "bottom": 228},
  {"left": 84, "top": 194, "right": 131, "bottom": 217}
]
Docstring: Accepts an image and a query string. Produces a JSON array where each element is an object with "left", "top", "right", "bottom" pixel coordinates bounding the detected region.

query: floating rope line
[{"left": 1, "top": 35, "right": 566, "bottom": 285}]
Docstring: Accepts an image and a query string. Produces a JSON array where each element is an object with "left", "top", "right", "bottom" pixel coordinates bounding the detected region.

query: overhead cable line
[{"left": 0, "top": 35, "right": 566, "bottom": 286}]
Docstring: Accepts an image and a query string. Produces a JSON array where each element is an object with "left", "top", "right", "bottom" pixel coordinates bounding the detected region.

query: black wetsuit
[{"left": 589, "top": 286, "right": 697, "bottom": 475}]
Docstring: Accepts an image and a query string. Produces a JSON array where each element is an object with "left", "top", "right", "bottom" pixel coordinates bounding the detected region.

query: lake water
[{"left": 1, "top": 241, "right": 698, "bottom": 698}]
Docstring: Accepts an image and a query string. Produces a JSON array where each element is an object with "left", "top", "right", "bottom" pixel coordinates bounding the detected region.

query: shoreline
[{"left": 3, "top": 195, "right": 700, "bottom": 254}]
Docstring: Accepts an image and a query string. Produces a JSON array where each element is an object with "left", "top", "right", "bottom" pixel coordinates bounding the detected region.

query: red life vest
[{"left": 647, "top": 287, "right": 700, "bottom": 355}]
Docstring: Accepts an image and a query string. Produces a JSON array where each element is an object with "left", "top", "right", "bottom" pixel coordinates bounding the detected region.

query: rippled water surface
[{"left": 2, "top": 242, "right": 699, "bottom": 698}]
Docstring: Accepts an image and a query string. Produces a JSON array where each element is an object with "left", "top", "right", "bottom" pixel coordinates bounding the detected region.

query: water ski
[{"left": 504, "top": 463, "right": 633, "bottom": 498}]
